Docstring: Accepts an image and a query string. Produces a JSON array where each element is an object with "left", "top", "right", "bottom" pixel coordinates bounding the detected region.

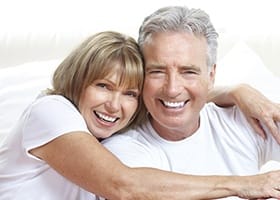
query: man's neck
[{"left": 149, "top": 117, "right": 200, "bottom": 141}]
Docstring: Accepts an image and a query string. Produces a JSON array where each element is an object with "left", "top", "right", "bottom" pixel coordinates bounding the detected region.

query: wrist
[{"left": 228, "top": 83, "right": 250, "bottom": 106}]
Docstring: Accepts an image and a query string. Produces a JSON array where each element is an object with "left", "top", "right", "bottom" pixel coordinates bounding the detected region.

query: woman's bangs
[{"left": 119, "top": 60, "right": 143, "bottom": 91}]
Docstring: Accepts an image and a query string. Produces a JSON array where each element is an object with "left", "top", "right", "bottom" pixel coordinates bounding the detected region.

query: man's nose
[{"left": 164, "top": 72, "right": 182, "bottom": 98}]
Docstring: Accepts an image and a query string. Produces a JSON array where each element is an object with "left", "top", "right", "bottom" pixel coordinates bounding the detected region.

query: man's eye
[
  {"left": 183, "top": 70, "right": 197, "bottom": 74},
  {"left": 146, "top": 69, "right": 165, "bottom": 76},
  {"left": 149, "top": 70, "right": 163, "bottom": 74}
]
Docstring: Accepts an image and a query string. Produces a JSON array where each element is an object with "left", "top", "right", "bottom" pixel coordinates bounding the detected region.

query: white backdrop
[
  {"left": 1, "top": 0, "right": 280, "bottom": 36},
  {"left": 0, "top": 0, "right": 280, "bottom": 72},
  {"left": 0, "top": 0, "right": 279, "bottom": 171}
]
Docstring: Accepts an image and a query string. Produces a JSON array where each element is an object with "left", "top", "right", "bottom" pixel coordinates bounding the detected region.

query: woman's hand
[
  {"left": 229, "top": 84, "right": 280, "bottom": 144},
  {"left": 209, "top": 84, "right": 280, "bottom": 144},
  {"left": 238, "top": 170, "right": 280, "bottom": 199}
]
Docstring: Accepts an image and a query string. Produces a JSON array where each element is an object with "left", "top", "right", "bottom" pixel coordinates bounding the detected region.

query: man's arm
[{"left": 208, "top": 84, "right": 280, "bottom": 144}]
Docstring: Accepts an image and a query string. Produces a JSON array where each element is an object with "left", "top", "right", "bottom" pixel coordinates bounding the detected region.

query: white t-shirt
[
  {"left": 0, "top": 95, "right": 96, "bottom": 200},
  {"left": 103, "top": 103, "right": 280, "bottom": 199}
]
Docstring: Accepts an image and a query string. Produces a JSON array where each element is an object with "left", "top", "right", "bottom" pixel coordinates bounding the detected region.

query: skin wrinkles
[
  {"left": 78, "top": 65, "right": 139, "bottom": 139},
  {"left": 143, "top": 32, "right": 215, "bottom": 141}
]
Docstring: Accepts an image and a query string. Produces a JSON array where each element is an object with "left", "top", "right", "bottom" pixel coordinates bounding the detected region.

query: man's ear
[{"left": 208, "top": 64, "right": 216, "bottom": 90}]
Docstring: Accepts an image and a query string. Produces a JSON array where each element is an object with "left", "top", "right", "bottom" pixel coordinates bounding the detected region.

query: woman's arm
[
  {"left": 31, "top": 132, "right": 280, "bottom": 200},
  {"left": 208, "top": 84, "right": 280, "bottom": 144}
]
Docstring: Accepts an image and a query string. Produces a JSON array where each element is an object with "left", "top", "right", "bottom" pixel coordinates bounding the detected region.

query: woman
[{"left": 0, "top": 31, "right": 280, "bottom": 200}]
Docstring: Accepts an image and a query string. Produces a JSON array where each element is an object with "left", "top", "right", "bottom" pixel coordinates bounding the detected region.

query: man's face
[{"left": 142, "top": 32, "right": 215, "bottom": 141}]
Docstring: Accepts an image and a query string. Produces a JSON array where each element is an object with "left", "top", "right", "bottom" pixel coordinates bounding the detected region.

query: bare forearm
[
  {"left": 209, "top": 84, "right": 280, "bottom": 143},
  {"left": 208, "top": 84, "right": 262, "bottom": 107},
  {"left": 124, "top": 168, "right": 237, "bottom": 200},
  {"left": 207, "top": 85, "right": 236, "bottom": 107},
  {"left": 123, "top": 168, "right": 280, "bottom": 200},
  {"left": 33, "top": 132, "right": 280, "bottom": 200},
  {"left": 33, "top": 132, "right": 238, "bottom": 199}
]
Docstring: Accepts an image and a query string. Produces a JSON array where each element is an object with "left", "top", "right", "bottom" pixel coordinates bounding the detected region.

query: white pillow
[
  {"left": 0, "top": 60, "right": 60, "bottom": 140},
  {"left": 215, "top": 41, "right": 280, "bottom": 102},
  {"left": 216, "top": 42, "right": 280, "bottom": 171}
]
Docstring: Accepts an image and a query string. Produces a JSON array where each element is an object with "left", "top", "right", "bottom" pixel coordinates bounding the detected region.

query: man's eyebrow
[
  {"left": 146, "top": 63, "right": 166, "bottom": 67},
  {"left": 145, "top": 64, "right": 166, "bottom": 70},
  {"left": 179, "top": 65, "right": 201, "bottom": 71},
  {"left": 180, "top": 64, "right": 198, "bottom": 68},
  {"left": 145, "top": 63, "right": 201, "bottom": 71}
]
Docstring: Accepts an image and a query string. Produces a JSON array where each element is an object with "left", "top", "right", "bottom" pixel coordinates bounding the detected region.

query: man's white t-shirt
[
  {"left": 0, "top": 95, "right": 96, "bottom": 200},
  {"left": 103, "top": 103, "right": 280, "bottom": 199}
]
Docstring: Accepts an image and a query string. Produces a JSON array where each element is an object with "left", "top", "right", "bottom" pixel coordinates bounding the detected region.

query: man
[{"left": 103, "top": 6, "right": 280, "bottom": 199}]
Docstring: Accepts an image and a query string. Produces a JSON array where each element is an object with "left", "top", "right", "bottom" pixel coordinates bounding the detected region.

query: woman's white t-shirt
[{"left": 0, "top": 95, "right": 96, "bottom": 200}]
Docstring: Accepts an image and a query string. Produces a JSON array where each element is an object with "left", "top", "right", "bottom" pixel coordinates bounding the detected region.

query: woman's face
[{"left": 78, "top": 66, "right": 140, "bottom": 139}]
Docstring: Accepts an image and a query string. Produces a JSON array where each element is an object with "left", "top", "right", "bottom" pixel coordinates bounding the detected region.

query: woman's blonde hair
[{"left": 47, "top": 31, "right": 144, "bottom": 129}]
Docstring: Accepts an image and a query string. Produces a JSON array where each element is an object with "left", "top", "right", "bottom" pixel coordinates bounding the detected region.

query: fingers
[
  {"left": 261, "top": 106, "right": 280, "bottom": 144},
  {"left": 242, "top": 171, "right": 280, "bottom": 199},
  {"left": 271, "top": 187, "right": 280, "bottom": 199},
  {"left": 250, "top": 101, "right": 280, "bottom": 144},
  {"left": 265, "top": 119, "right": 280, "bottom": 144},
  {"left": 265, "top": 170, "right": 280, "bottom": 199},
  {"left": 247, "top": 118, "right": 266, "bottom": 140}
]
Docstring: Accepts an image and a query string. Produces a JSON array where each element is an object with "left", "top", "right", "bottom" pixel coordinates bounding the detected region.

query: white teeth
[
  {"left": 163, "top": 101, "right": 185, "bottom": 108},
  {"left": 95, "top": 111, "right": 117, "bottom": 122}
]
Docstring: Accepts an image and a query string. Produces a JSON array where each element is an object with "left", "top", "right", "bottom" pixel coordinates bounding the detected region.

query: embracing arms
[
  {"left": 31, "top": 132, "right": 280, "bottom": 200},
  {"left": 209, "top": 83, "right": 280, "bottom": 144},
  {"left": 29, "top": 83, "right": 280, "bottom": 199}
]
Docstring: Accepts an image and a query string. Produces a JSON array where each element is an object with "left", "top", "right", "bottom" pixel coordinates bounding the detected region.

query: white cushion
[
  {"left": 215, "top": 42, "right": 280, "bottom": 171},
  {"left": 0, "top": 60, "right": 60, "bottom": 140},
  {"left": 216, "top": 41, "right": 280, "bottom": 102}
]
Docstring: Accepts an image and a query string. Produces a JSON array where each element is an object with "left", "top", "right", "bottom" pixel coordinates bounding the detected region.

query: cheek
[
  {"left": 184, "top": 77, "right": 209, "bottom": 98},
  {"left": 78, "top": 93, "right": 87, "bottom": 114},
  {"left": 85, "top": 88, "right": 107, "bottom": 105},
  {"left": 195, "top": 73, "right": 211, "bottom": 87},
  {"left": 123, "top": 100, "right": 138, "bottom": 118},
  {"left": 143, "top": 84, "right": 153, "bottom": 106},
  {"left": 199, "top": 78, "right": 210, "bottom": 89},
  {"left": 143, "top": 78, "right": 159, "bottom": 95},
  {"left": 79, "top": 89, "right": 101, "bottom": 113},
  {"left": 193, "top": 78, "right": 212, "bottom": 100}
]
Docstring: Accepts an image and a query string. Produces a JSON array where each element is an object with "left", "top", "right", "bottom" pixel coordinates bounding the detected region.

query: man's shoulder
[
  {"left": 204, "top": 102, "right": 236, "bottom": 111},
  {"left": 203, "top": 102, "right": 242, "bottom": 119},
  {"left": 103, "top": 129, "right": 142, "bottom": 144},
  {"left": 102, "top": 121, "right": 165, "bottom": 156},
  {"left": 202, "top": 103, "right": 256, "bottom": 136},
  {"left": 102, "top": 123, "right": 170, "bottom": 169},
  {"left": 102, "top": 123, "right": 152, "bottom": 147}
]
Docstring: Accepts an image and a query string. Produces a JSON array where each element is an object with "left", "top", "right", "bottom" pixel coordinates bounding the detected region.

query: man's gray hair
[{"left": 138, "top": 6, "right": 218, "bottom": 69}]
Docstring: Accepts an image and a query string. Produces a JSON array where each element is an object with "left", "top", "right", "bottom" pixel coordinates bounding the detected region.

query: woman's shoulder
[
  {"left": 25, "top": 94, "right": 80, "bottom": 124},
  {"left": 30, "top": 94, "right": 75, "bottom": 112}
]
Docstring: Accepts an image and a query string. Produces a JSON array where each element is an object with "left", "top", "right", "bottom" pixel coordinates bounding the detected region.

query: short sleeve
[
  {"left": 103, "top": 133, "right": 169, "bottom": 169},
  {"left": 22, "top": 95, "right": 89, "bottom": 151}
]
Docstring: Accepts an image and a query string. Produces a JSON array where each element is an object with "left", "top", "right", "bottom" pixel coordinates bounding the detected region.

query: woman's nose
[{"left": 105, "top": 92, "right": 121, "bottom": 113}]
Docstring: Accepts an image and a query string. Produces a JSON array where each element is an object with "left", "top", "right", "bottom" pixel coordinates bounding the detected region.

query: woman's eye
[
  {"left": 96, "top": 83, "right": 107, "bottom": 88},
  {"left": 124, "top": 91, "right": 139, "bottom": 98}
]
